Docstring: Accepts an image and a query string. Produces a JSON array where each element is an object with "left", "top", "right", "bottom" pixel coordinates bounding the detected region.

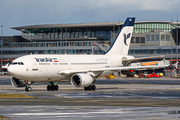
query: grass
[
  {"left": 0, "top": 115, "right": 10, "bottom": 119},
  {"left": 0, "top": 94, "right": 35, "bottom": 98}
]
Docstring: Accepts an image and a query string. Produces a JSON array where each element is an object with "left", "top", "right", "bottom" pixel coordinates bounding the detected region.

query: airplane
[{"left": 7, "top": 17, "right": 168, "bottom": 92}]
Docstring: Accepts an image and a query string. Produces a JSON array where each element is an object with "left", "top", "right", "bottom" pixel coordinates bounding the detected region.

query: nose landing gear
[
  {"left": 25, "top": 81, "right": 32, "bottom": 92},
  {"left": 47, "top": 82, "right": 59, "bottom": 91},
  {"left": 25, "top": 86, "right": 32, "bottom": 92}
]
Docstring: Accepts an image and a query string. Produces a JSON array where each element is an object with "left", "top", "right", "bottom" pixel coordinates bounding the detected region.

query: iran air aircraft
[{"left": 7, "top": 17, "right": 167, "bottom": 91}]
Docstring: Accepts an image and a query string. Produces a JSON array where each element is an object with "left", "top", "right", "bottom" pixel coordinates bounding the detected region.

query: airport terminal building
[{"left": 0, "top": 20, "right": 180, "bottom": 66}]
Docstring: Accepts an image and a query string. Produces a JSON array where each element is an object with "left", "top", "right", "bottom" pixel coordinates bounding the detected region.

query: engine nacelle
[
  {"left": 71, "top": 73, "right": 95, "bottom": 87},
  {"left": 11, "top": 77, "right": 26, "bottom": 88}
]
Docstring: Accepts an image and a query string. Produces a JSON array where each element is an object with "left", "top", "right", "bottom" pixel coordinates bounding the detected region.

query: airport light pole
[
  {"left": 66, "top": 20, "right": 67, "bottom": 54},
  {"left": 1, "top": 21, "right": 3, "bottom": 67},
  {"left": 61, "top": 20, "right": 62, "bottom": 54},
  {"left": 171, "top": 16, "right": 172, "bottom": 60},
  {"left": 113, "top": 18, "right": 115, "bottom": 45},
  {"left": 176, "top": 16, "right": 178, "bottom": 64}
]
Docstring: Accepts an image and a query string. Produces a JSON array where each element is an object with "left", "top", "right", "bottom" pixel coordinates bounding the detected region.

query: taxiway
[{"left": 1, "top": 76, "right": 180, "bottom": 119}]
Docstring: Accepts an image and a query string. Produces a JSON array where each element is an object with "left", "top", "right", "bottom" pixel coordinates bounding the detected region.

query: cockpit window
[
  {"left": 10, "top": 62, "right": 24, "bottom": 65},
  {"left": 13, "top": 62, "right": 17, "bottom": 65}
]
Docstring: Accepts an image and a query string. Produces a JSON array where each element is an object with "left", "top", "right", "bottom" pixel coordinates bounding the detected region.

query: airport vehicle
[{"left": 7, "top": 17, "right": 168, "bottom": 91}]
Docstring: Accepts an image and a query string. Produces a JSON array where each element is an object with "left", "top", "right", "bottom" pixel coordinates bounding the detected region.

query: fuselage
[{"left": 8, "top": 54, "right": 131, "bottom": 82}]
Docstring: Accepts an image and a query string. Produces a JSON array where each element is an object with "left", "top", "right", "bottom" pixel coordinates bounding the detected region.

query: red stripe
[{"left": 54, "top": 60, "right": 59, "bottom": 62}]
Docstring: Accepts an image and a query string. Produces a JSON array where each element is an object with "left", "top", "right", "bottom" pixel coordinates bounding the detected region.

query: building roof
[
  {"left": 11, "top": 21, "right": 176, "bottom": 30},
  {"left": 11, "top": 22, "right": 123, "bottom": 30}
]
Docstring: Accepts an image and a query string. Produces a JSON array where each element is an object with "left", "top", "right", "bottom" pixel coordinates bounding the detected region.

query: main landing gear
[
  {"left": 47, "top": 82, "right": 59, "bottom": 91},
  {"left": 84, "top": 84, "right": 96, "bottom": 91}
]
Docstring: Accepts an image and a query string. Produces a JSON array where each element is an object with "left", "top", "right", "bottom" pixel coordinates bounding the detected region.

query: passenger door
[{"left": 30, "top": 58, "right": 38, "bottom": 71}]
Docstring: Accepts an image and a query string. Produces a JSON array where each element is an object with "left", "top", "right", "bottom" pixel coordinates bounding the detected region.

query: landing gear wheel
[
  {"left": 47, "top": 85, "right": 51, "bottom": 91},
  {"left": 25, "top": 81, "right": 32, "bottom": 92},
  {"left": 51, "top": 85, "right": 55, "bottom": 91},
  {"left": 84, "top": 85, "right": 96, "bottom": 91},
  {"left": 54, "top": 85, "right": 59, "bottom": 91},
  {"left": 92, "top": 85, "right": 96, "bottom": 91},
  {"left": 28, "top": 87, "right": 32, "bottom": 91},
  {"left": 47, "top": 83, "right": 59, "bottom": 91},
  {"left": 25, "top": 87, "right": 28, "bottom": 91},
  {"left": 84, "top": 87, "right": 88, "bottom": 91},
  {"left": 25, "top": 87, "right": 32, "bottom": 92},
  {"left": 88, "top": 85, "right": 92, "bottom": 91}
]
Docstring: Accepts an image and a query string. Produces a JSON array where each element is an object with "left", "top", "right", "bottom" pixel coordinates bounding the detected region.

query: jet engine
[
  {"left": 71, "top": 73, "right": 95, "bottom": 87},
  {"left": 11, "top": 77, "right": 26, "bottom": 87}
]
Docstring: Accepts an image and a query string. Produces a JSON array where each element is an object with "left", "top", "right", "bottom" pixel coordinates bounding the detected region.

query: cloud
[
  {"left": 78, "top": 0, "right": 180, "bottom": 11},
  {"left": 0, "top": 0, "right": 180, "bottom": 35},
  {"left": 137, "top": 0, "right": 179, "bottom": 11}
]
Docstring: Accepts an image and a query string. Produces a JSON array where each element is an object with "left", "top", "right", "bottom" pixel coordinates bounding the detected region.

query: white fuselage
[
  {"left": 8, "top": 54, "right": 128, "bottom": 82},
  {"left": 8, "top": 18, "right": 136, "bottom": 85}
]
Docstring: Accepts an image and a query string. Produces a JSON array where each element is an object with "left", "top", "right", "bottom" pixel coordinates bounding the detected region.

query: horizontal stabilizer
[
  {"left": 122, "top": 55, "right": 165, "bottom": 62},
  {"left": 1, "top": 63, "right": 9, "bottom": 69}
]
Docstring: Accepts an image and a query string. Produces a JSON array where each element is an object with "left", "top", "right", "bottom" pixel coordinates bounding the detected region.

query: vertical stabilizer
[{"left": 105, "top": 17, "right": 135, "bottom": 55}]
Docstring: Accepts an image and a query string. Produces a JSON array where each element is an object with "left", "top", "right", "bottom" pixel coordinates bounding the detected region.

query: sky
[{"left": 0, "top": 0, "right": 180, "bottom": 36}]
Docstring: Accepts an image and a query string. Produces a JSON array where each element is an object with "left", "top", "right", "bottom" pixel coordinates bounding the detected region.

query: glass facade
[
  {"left": 22, "top": 22, "right": 172, "bottom": 42},
  {"left": 22, "top": 26, "right": 120, "bottom": 41},
  {"left": 3, "top": 39, "right": 179, "bottom": 56},
  {"left": 146, "top": 33, "right": 171, "bottom": 42},
  {"left": 20, "top": 22, "right": 175, "bottom": 47},
  {"left": 2, "top": 40, "right": 110, "bottom": 56},
  {"left": 0, "top": 40, "right": 2, "bottom": 47},
  {"left": 3, "top": 49, "right": 95, "bottom": 55},
  {"left": 133, "top": 22, "right": 171, "bottom": 33},
  {"left": 129, "top": 48, "right": 178, "bottom": 55},
  {"left": 10, "top": 41, "right": 109, "bottom": 48}
]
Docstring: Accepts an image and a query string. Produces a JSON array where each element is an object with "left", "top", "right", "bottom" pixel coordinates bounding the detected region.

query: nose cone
[
  {"left": 7, "top": 66, "right": 17, "bottom": 76},
  {"left": 8, "top": 65, "right": 26, "bottom": 79}
]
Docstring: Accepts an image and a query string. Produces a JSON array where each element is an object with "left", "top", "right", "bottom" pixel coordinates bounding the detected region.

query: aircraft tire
[
  {"left": 25, "top": 87, "right": 32, "bottom": 92},
  {"left": 47, "top": 85, "right": 51, "bottom": 91},
  {"left": 51, "top": 85, "right": 55, "bottom": 91},
  {"left": 92, "top": 85, "right": 96, "bottom": 91},
  {"left": 88, "top": 85, "right": 92, "bottom": 91},
  {"left": 28, "top": 87, "right": 32, "bottom": 91},
  {"left": 25, "top": 87, "right": 28, "bottom": 91},
  {"left": 84, "top": 87, "right": 88, "bottom": 91},
  {"left": 84, "top": 85, "right": 96, "bottom": 91},
  {"left": 54, "top": 85, "right": 59, "bottom": 91}
]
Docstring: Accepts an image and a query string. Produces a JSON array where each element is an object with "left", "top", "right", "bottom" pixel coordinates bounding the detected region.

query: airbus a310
[{"left": 7, "top": 17, "right": 167, "bottom": 91}]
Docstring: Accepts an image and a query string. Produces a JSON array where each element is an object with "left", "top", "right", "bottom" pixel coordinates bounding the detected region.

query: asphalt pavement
[{"left": 1, "top": 76, "right": 180, "bottom": 119}]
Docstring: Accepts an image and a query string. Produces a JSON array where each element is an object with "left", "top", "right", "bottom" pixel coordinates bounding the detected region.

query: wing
[{"left": 57, "top": 65, "right": 168, "bottom": 75}]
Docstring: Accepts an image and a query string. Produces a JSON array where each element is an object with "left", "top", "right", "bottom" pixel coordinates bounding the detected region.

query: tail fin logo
[{"left": 124, "top": 33, "right": 131, "bottom": 46}]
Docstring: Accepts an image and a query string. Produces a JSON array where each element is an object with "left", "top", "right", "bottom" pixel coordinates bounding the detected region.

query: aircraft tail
[{"left": 105, "top": 17, "right": 135, "bottom": 55}]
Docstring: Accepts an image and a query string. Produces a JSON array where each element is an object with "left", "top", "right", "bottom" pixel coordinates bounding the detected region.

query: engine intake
[
  {"left": 71, "top": 73, "right": 95, "bottom": 87},
  {"left": 11, "top": 77, "right": 26, "bottom": 87}
]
